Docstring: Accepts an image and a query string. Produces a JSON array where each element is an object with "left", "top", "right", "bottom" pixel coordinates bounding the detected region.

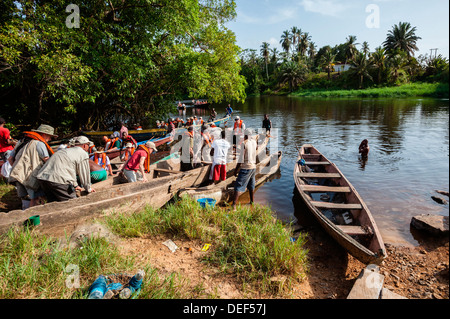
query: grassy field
[
  {"left": 0, "top": 196, "right": 308, "bottom": 299},
  {"left": 291, "top": 82, "right": 449, "bottom": 98}
]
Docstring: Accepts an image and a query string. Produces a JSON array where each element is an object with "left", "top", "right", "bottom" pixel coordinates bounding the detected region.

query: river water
[{"left": 178, "top": 96, "right": 449, "bottom": 246}]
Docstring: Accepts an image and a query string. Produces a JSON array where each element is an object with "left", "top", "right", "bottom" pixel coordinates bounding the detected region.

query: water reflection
[{"left": 183, "top": 96, "right": 449, "bottom": 246}]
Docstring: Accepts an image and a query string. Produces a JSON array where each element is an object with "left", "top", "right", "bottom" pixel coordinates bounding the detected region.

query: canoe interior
[{"left": 294, "top": 144, "right": 386, "bottom": 264}]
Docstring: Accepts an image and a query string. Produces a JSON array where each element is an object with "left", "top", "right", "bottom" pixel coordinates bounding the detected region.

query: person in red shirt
[
  {"left": 120, "top": 141, "right": 157, "bottom": 183},
  {"left": 0, "top": 117, "right": 16, "bottom": 161}
]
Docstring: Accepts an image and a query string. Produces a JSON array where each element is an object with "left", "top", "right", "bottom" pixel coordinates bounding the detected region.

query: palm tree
[
  {"left": 280, "top": 30, "right": 292, "bottom": 56},
  {"left": 349, "top": 52, "right": 374, "bottom": 88},
  {"left": 291, "top": 26, "right": 302, "bottom": 53},
  {"left": 279, "top": 61, "right": 307, "bottom": 92},
  {"left": 308, "top": 42, "right": 317, "bottom": 60},
  {"left": 386, "top": 49, "right": 409, "bottom": 83},
  {"left": 298, "top": 32, "right": 311, "bottom": 57},
  {"left": 320, "top": 48, "right": 337, "bottom": 80},
  {"left": 344, "top": 35, "right": 358, "bottom": 65},
  {"left": 361, "top": 41, "right": 370, "bottom": 55},
  {"left": 260, "top": 42, "right": 270, "bottom": 80},
  {"left": 383, "top": 21, "right": 421, "bottom": 57},
  {"left": 370, "top": 46, "right": 386, "bottom": 84}
]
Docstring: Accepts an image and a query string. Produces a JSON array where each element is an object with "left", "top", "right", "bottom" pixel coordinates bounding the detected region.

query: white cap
[
  {"left": 74, "top": 136, "right": 90, "bottom": 145},
  {"left": 145, "top": 141, "right": 158, "bottom": 152}
]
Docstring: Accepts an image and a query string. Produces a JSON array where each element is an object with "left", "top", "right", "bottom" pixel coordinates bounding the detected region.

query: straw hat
[
  {"left": 32, "top": 124, "right": 58, "bottom": 138},
  {"left": 125, "top": 143, "right": 133, "bottom": 148}
]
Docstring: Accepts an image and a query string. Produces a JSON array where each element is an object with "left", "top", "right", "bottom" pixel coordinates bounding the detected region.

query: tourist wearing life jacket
[
  {"left": 122, "top": 131, "right": 137, "bottom": 148},
  {"left": 8, "top": 124, "right": 57, "bottom": 208},
  {"left": 233, "top": 116, "right": 245, "bottom": 134},
  {"left": 201, "top": 125, "right": 214, "bottom": 163},
  {"left": 121, "top": 141, "right": 157, "bottom": 183},
  {"left": 90, "top": 146, "right": 113, "bottom": 176},
  {"left": 107, "top": 132, "right": 121, "bottom": 151}
]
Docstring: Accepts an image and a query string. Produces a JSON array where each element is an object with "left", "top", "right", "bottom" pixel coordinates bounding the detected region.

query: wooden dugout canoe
[
  {"left": 293, "top": 144, "right": 386, "bottom": 265},
  {"left": 179, "top": 150, "right": 282, "bottom": 204}
]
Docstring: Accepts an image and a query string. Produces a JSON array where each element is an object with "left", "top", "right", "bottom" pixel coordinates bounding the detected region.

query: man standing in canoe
[
  {"left": 36, "top": 135, "right": 95, "bottom": 202},
  {"left": 180, "top": 126, "right": 195, "bottom": 171},
  {"left": 209, "top": 129, "right": 231, "bottom": 183},
  {"left": 121, "top": 140, "right": 157, "bottom": 183},
  {"left": 232, "top": 129, "right": 257, "bottom": 210}
]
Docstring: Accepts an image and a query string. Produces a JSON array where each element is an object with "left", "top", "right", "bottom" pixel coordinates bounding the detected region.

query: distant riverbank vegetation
[{"left": 239, "top": 22, "right": 449, "bottom": 98}]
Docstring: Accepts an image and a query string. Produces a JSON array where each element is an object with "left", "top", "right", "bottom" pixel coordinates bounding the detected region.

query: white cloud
[
  {"left": 236, "top": 6, "right": 298, "bottom": 25},
  {"left": 299, "top": 0, "right": 349, "bottom": 17},
  {"left": 267, "top": 37, "right": 279, "bottom": 47}
]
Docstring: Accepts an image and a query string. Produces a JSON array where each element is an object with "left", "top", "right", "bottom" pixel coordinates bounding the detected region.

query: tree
[
  {"left": 298, "top": 32, "right": 311, "bottom": 57},
  {"left": 280, "top": 30, "right": 292, "bottom": 56},
  {"left": 260, "top": 42, "right": 270, "bottom": 80},
  {"left": 349, "top": 52, "right": 374, "bottom": 88},
  {"left": 0, "top": 0, "right": 246, "bottom": 130},
  {"left": 371, "top": 47, "right": 387, "bottom": 84},
  {"left": 344, "top": 35, "right": 359, "bottom": 65},
  {"left": 278, "top": 61, "right": 307, "bottom": 92},
  {"left": 386, "top": 49, "right": 409, "bottom": 84},
  {"left": 383, "top": 21, "right": 421, "bottom": 57},
  {"left": 320, "top": 48, "right": 337, "bottom": 80},
  {"left": 361, "top": 41, "right": 370, "bottom": 55}
]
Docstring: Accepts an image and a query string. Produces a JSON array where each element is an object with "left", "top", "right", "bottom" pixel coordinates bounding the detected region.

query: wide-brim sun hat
[
  {"left": 32, "top": 124, "right": 58, "bottom": 138},
  {"left": 125, "top": 143, "right": 133, "bottom": 148}
]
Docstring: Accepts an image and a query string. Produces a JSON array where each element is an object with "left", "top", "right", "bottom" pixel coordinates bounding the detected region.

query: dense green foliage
[
  {"left": 0, "top": 0, "right": 246, "bottom": 132},
  {"left": 239, "top": 22, "right": 449, "bottom": 96}
]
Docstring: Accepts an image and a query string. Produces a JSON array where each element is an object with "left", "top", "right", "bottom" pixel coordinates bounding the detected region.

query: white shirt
[{"left": 211, "top": 138, "right": 231, "bottom": 165}]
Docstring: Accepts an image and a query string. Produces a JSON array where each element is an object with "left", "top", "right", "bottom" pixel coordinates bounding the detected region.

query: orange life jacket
[
  {"left": 88, "top": 145, "right": 95, "bottom": 154},
  {"left": 137, "top": 144, "right": 151, "bottom": 173},
  {"left": 202, "top": 132, "right": 212, "bottom": 147},
  {"left": 123, "top": 147, "right": 135, "bottom": 162},
  {"left": 94, "top": 152, "right": 107, "bottom": 168},
  {"left": 23, "top": 131, "right": 54, "bottom": 155}
]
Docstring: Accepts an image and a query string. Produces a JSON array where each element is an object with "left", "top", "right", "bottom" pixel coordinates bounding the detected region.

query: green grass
[
  {"left": 104, "top": 196, "right": 309, "bottom": 295},
  {"left": 0, "top": 196, "right": 308, "bottom": 298},
  {"left": 291, "top": 82, "right": 449, "bottom": 98}
]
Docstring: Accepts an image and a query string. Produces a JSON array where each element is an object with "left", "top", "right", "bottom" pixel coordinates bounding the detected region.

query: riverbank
[
  {"left": 0, "top": 194, "right": 447, "bottom": 299},
  {"left": 290, "top": 82, "right": 449, "bottom": 98}
]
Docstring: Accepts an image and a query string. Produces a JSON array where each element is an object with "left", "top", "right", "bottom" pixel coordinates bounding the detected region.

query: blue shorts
[{"left": 234, "top": 168, "right": 256, "bottom": 192}]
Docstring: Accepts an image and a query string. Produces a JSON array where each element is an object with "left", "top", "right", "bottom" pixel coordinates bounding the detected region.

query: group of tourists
[
  {"left": 0, "top": 111, "right": 275, "bottom": 211},
  {"left": 0, "top": 120, "right": 161, "bottom": 209}
]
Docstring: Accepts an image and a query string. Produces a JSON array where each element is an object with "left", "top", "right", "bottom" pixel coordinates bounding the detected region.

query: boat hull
[{"left": 293, "top": 144, "right": 386, "bottom": 265}]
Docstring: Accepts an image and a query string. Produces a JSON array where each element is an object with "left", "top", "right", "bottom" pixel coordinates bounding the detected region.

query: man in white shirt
[
  {"left": 37, "top": 136, "right": 95, "bottom": 202},
  {"left": 209, "top": 130, "right": 231, "bottom": 183}
]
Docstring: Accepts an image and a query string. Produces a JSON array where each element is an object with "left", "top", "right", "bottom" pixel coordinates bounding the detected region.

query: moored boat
[
  {"left": 82, "top": 128, "right": 167, "bottom": 142},
  {"left": 293, "top": 144, "right": 386, "bottom": 264},
  {"left": 180, "top": 151, "right": 282, "bottom": 204}
]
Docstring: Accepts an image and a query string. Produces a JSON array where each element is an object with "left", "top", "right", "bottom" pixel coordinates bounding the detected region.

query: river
[{"left": 177, "top": 96, "right": 449, "bottom": 246}]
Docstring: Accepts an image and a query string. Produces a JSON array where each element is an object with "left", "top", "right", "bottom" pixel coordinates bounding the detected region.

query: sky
[{"left": 225, "top": 0, "right": 449, "bottom": 59}]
